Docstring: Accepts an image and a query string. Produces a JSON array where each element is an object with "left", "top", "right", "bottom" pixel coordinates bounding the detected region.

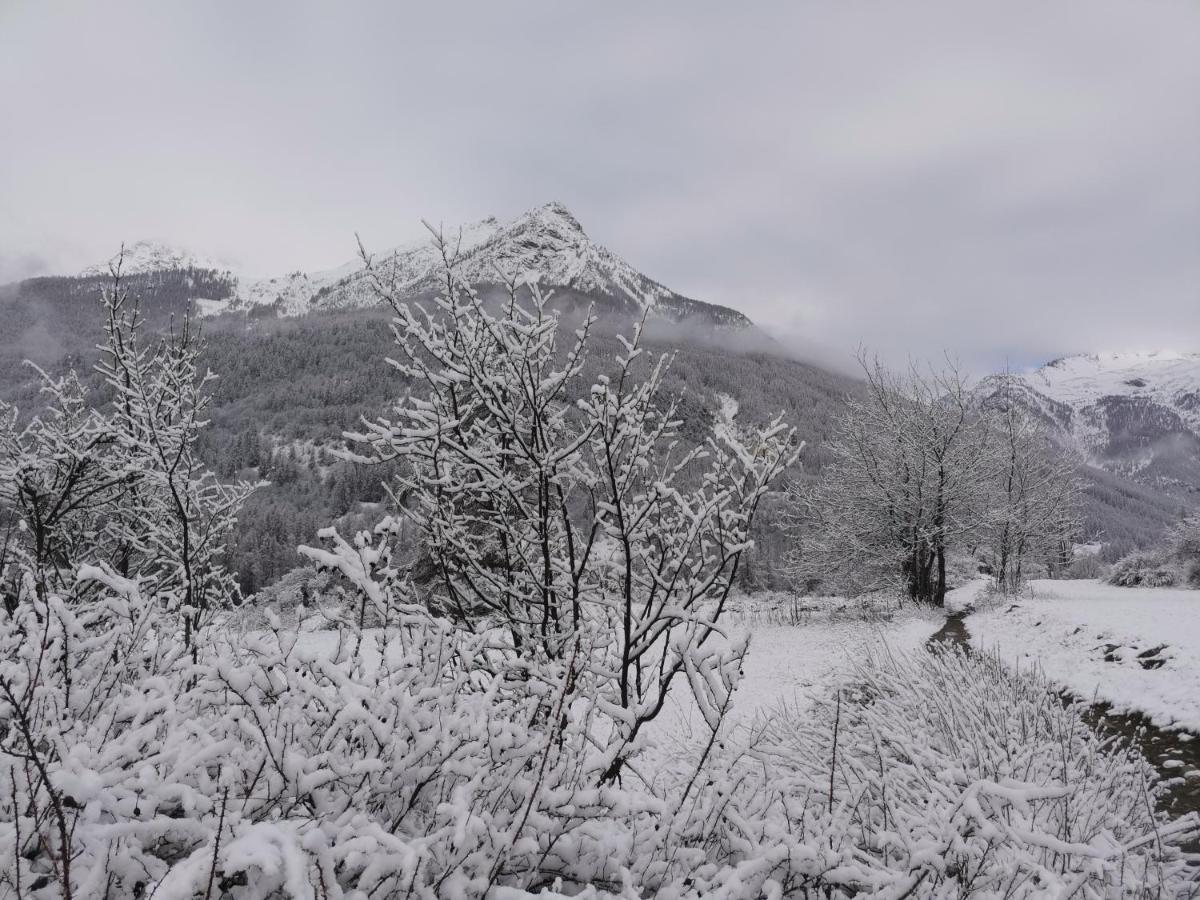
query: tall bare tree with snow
[
  {"left": 346, "top": 229, "right": 799, "bottom": 782},
  {"left": 792, "top": 356, "right": 1079, "bottom": 602}
]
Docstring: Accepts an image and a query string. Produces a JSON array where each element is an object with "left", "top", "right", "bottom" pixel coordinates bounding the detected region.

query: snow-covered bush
[
  {"left": 0, "top": 489, "right": 761, "bottom": 898},
  {"left": 0, "top": 560, "right": 635, "bottom": 897},
  {"left": 704, "top": 646, "right": 1198, "bottom": 896},
  {"left": 1103, "top": 518, "right": 1200, "bottom": 590},
  {"left": 6, "top": 567, "right": 1196, "bottom": 898},
  {"left": 1108, "top": 550, "right": 1178, "bottom": 587},
  {"left": 1066, "top": 550, "right": 1110, "bottom": 580},
  {"left": 0, "top": 262, "right": 256, "bottom": 644}
]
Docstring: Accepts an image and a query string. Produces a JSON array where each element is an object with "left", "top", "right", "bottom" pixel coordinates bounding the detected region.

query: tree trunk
[{"left": 934, "top": 543, "right": 946, "bottom": 607}]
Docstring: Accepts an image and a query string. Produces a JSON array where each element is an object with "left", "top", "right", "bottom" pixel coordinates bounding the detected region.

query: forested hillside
[
  {"left": 3, "top": 269, "right": 1191, "bottom": 591},
  {"left": 1, "top": 272, "right": 856, "bottom": 591}
]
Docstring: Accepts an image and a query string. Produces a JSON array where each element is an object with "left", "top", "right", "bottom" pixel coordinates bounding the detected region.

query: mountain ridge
[
  {"left": 980, "top": 350, "right": 1200, "bottom": 499},
  {"left": 72, "top": 203, "right": 752, "bottom": 331},
  {"left": 79, "top": 240, "right": 232, "bottom": 278}
]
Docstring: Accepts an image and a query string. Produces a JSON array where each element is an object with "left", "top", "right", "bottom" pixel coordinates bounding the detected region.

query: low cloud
[{"left": 1, "top": 1, "right": 1196, "bottom": 374}]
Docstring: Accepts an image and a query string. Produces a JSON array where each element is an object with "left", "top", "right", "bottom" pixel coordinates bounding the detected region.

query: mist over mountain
[
  {"left": 69, "top": 202, "right": 752, "bottom": 332},
  {"left": 979, "top": 353, "right": 1200, "bottom": 496},
  {"left": 5, "top": 204, "right": 1199, "bottom": 583},
  {"left": 973, "top": 352, "right": 1200, "bottom": 559}
]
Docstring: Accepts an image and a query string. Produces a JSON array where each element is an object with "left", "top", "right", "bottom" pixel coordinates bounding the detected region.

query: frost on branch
[
  {"left": 346, "top": 227, "right": 800, "bottom": 785},
  {"left": 0, "top": 254, "right": 257, "bottom": 647}
]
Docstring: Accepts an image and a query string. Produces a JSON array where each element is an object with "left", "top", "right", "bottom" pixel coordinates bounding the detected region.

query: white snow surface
[
  {"left": 70, "top": 204, "right": 753, "bottom": 327},
  {"left": 79, "top": 240, "right": 231, "bottom": 277},
  {"left": 964, "top": 578, "right": 1200, "bottom": 732},
  {"left": 1019, "top": 351, "right": 1200, "bottom": 435},
  {"left": 655, "top": 596, "right": 943, "bottom": 746},
  {"left": 1031, "top": 351, "right": 1200, "bottom": 405}
]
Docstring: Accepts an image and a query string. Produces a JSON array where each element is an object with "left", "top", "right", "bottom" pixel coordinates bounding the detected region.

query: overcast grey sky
[{"left": 2, "top": 1, "right": 1198, "bottom": 371}]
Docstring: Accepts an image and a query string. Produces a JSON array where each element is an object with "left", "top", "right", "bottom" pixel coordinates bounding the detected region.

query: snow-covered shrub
[
  {"left": 0, "top": 241, "right": 799, "bottom": 898},
  {"left": 1108, "top": 550, "right": 1178, "bottom": 587},
  {"left": 0, "top": 542, "right": 758, "bottom": 898},
  {"left": 1066, "top": 549, "right": 1109, "bottom": 580},
  {"left": 7, "top": 568, "right": 1195, "bottom": 898},
  {"left": 0, "top": 263, "right": 256, "bottom": 645},
  {"left": 697, "top": 646, "right": 1198, "bottom": 896}
]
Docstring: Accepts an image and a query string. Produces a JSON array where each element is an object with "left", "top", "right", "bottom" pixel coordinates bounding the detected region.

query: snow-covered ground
[
  {"left": 656, "top": 596, "right": 944, "bottom": 746},
  {"left": 281, "top": 596, "right": 948, "bottom": 769},
  {"left": 961, "top": 578, "right": 1200, "bottom": 733}
]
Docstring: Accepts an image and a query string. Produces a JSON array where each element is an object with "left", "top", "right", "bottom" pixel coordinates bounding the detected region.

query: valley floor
[
  {"left": 956, "top": 578, "right": 1200, "bottom": 734},
  {"left": 655, "top": 595, "right": 944, "bottom": 752},
  {"left": 283, "top": 578, "right": 1200, "bottom": 748}
]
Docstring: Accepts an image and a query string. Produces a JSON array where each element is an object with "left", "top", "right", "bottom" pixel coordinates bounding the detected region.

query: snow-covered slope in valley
[
  {"left": 80, "top": 240, "right": 231, "bottom": 278},
  {"left": 982, "top": 351, "right": 1200, "bottom": 495},
  {"left": 1030, "top": 352, "right": 1200, "bottom": 435}
]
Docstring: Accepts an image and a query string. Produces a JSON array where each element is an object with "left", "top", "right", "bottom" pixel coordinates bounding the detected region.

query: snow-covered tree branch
[{"left": 344, "top": 228, "right": 799, "bottom": 783}]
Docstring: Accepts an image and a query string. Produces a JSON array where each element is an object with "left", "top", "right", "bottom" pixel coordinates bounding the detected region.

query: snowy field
[
  {"left": 654, "top": 596, "right": 945, "bottom": 748},
  {"left": 284, "top": 597, "right": 947, "bottom": 762},
  {"left": 962, "top": 578, "right": 1200, "bottom": 732}
]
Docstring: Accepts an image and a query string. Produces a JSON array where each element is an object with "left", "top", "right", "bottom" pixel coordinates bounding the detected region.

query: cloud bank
[{"left": 1, "top": 1, "right": 1197, "bottom": 371}]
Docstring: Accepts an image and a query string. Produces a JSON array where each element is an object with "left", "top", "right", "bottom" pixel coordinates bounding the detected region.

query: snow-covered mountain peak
[
  {"left": 1031, "top": 351, "right": 1200, "bottom": 408},
  {"left": 79, "top": 240, "right": 229, "bottom": 277},
  {"left": 226, "top": 202, "right": 752, "bottom": 329},
  {"left": 984, "top": 349, "right": 1200, "bottom": 495},
  {"left": 68, "top": 205, "right": 752, "bottom": 331},
  {"left": 512, "top": 201, "right": 587, "bottom": 237}
]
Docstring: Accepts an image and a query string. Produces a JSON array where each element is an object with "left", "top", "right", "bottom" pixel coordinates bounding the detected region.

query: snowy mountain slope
[
  {"left": 80, "top": 240, "right": 231, "bottom": 278},
  {"left": 71, "top": 205, "right": 751, "bottom": 330},
  {"left": 234, "top": 216, "right": 503, "bottom": 317},
  {"left": 228, "top": 202, "right": 752, "bottom": 328},
  {"left": 1030, "top": 352, "right": 1200, "bottom": 435},
  {"left": 981, "top": 352, "right": 1200, "bottom": 496}
]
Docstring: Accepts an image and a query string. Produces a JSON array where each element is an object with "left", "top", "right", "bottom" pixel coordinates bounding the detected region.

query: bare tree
[
  {"left": 792, "top": 355, "right": 991, "bottom": 605},
  {"left": 0, "top": 253, "right": 257, "bottom": 646},
  {"left": 348, "top": 227, "right": 798, "bottom": 781},
  {"left": 0, "top": 371, "right": 134, "bottom": 601},
  {"left": 981, "top": 374, "right": 1081, "bottom": 592}
]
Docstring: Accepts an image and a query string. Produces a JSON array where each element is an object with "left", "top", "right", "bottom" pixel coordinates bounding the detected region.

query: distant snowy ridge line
[
  {"left": 74, "top": 202, "right": 754, "bottom": 329},
  {"left": 79, "top": 239, "right": 233, "bottom": 278},
  {"left": 976, "top": 350, "right": 1200, "bottom": 499}
]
